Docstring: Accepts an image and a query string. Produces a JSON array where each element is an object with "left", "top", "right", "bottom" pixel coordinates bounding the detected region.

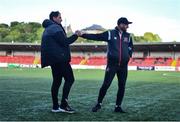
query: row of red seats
[
  {"left": 86, "top": 57, "right": 106, "bottom": 65},
  {"left": 0, "top": 56, "right": 35, "bottom": 64},
  {"left": 71, "top": 56, "right": 176, "bottom": 66},
  {"left": 0, "top": 56, "right": 180, "bottom": 66},
  {"left": 85, "top": 57, "right": 176, "bottom": 66},
  {"left": 70, "top": 56, "right": 106, "bottom": 65},
  {"left": 177, "top": 58, "right": 180, "bottom": 66},
  {"left": 70, "top": 56, "right": 84, "bottom": 65}
]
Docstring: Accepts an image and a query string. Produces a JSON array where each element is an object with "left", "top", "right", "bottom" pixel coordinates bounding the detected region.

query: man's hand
[{"left": 75, "top": 30, "right": 85, "bottom": 37}]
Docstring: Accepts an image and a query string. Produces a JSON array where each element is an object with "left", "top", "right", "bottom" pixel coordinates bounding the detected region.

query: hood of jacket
[{"left": 42, "top": 19, "right": 54, "bottom": 28}]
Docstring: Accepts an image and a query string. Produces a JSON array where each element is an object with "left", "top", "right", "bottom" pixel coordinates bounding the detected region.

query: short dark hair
[{"left": 49, "top": 11, "right": 60, "bottom": 20}]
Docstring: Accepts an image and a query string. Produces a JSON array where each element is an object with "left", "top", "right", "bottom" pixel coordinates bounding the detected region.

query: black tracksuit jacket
[{"left": 82, "top": 27, "right": 133, "bottom": 65}]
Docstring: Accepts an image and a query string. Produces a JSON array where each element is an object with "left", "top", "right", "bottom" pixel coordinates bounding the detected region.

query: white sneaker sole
[
  {"left": 51, "top": 108, "right": 75, "bottom": 113},
  {"left": 59, "top": 108, "right": 75, "bottom": 114},
  {"left": 51, "top": 109, "right": 62, "bottom": 113}
]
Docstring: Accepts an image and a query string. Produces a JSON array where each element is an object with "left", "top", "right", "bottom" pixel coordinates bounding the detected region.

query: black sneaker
[
  {"left": 114, "top": 106, "right": 126, "bottom": 113},
  {"left": 60, "top": 105, "right": 75, "bottom": 114},
  {"left": 92, "top": 103, "right": 101, "bottom": 112}
]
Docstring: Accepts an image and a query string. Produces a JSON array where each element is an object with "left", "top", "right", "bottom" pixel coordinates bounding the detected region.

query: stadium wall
[
  {"left": 0, "top": 42, "right": 180, "bottom": 71},
  {"left": 0, "top": 51, "right": 6, "bottom": 56},
  {"left": 175, "top": 52, "right": 180, "bottom": 59},
  {"left": 132, "top": 52, "right": 144, "bottom": 58},
  {"left": 150, "top": 52, "right": 173, "bottom": 58}
]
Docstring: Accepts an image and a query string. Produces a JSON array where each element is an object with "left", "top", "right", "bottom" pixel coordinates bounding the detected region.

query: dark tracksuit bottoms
[
  {"left": 97, "top": 62, "right": 128, "bottom": 106},
  {"left": 50, "top": 62, "right": 74, "bottom": 108}
]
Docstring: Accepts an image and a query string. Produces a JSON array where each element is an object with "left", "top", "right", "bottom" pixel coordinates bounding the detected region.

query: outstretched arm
[
  {"left": 54, "top": 31, "right": 78, "bottom": 46},
  {"left": 81, "top": 31, "right": 109, "bottom": 42}
]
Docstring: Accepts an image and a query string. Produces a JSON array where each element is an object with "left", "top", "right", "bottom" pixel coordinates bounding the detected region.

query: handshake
[{"left": 74, "top": 30, "right": 84, "bottom": 37}]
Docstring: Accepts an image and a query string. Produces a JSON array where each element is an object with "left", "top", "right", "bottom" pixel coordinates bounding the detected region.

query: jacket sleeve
[
  {"left": 128, "top": 35, "right": 134, "bottom": 57},
  {"left": 53, "top": 31, "right": 78, "bottom": 46},
  {"left": 81, "top": 31, "right": 109, "bottom": 42}
]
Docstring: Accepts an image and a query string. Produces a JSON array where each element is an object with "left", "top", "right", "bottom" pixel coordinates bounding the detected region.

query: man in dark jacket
[
  {"left": 41, "top": 11, "right": 79, "bottom": 113},
  {"left": 80, "top": 17, "right": 133, "bottom": 113}
]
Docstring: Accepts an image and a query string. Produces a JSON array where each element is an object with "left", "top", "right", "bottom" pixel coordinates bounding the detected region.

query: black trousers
[
  {"left": 50, "top": 62, "right": 74, "bottom": 109},
  {"left": 97, "top": 63, "right": 128, "bottom": 106}
]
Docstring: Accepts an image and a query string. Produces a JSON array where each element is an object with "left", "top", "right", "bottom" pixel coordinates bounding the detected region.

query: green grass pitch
[{"left": 0, "top": 68, "right": 180, "bottom": 121}]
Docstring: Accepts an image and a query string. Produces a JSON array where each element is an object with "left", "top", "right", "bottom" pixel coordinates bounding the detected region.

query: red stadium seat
[{"left": 70, "top": 56, "right": 84, "bottom": 65}]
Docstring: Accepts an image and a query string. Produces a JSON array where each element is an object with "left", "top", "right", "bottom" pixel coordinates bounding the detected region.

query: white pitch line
[{"left": 162, "top": 73, "right": 180, "bottom": 78}]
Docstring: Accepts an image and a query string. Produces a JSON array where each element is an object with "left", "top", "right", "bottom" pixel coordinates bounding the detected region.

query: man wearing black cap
[{"left": 80, "top": 17, "right": 133, "bottom": 112}]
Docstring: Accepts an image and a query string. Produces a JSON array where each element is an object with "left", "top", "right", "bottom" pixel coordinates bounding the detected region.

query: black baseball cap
[{"left": 117, "top": 17, "right": 132, "bottom": 25}]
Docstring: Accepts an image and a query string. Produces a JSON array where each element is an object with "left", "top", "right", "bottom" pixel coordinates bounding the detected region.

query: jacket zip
[{"left": 119, "top": 32, "right": 122, "bottom": 65}]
